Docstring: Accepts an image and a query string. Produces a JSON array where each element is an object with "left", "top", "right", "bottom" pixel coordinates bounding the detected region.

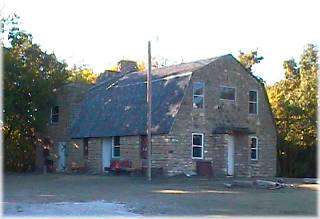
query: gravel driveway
[
  {"left": 3, "top": 173, "right": 318, "bottom": 216},
  {"left": 4, "top": 200, "right": 138, "bottom": 216}
]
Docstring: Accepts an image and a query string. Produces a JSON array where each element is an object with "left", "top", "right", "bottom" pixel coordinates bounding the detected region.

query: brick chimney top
[{"left": 117, "top": 60, "right": 138, "bottom": 74}]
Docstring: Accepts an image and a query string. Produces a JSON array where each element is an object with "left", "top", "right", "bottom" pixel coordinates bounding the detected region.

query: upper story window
[
  {"left": 250, "top": 136, "right": 258, "bottom": 160},
  {"left": 192, "top": 133, "right": 204, "bottom": 159},
  {"left": 220, "top": 86, "right": 236, "bottom": 101},
  {"left": 249, "top": 90, "right": 258, "bottom": 114},
  {"left": 51, "top": 106, "right": 59, "bottom": 124},
  {"left": 112, "top": 136, "right": 120, "bottom": 158},
  {"left": 193, "top": 82, "right": 204, "bottom": 109}
]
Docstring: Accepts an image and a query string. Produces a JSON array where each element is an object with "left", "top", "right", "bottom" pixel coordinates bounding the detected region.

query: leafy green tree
[
  {"left": 238, "top": 50, "right": 265, "bottom": 83},
  {"left": 267, "top": 44, "right": 318, "bottom": 177},
  {"left": 2, "top": 15, "right": 70, "bottom": 171},
  {"left": 283, "top": 59, "right": 299, "bottom": 80},
  {"left": 238, "top": 50, "right": 264, "bottom": 72},
  {"left": 68, "top": 65, "right": 98, "bottom": 84},
  {"left": 107, "top": 60, "right": 146, "bottom": 72}
]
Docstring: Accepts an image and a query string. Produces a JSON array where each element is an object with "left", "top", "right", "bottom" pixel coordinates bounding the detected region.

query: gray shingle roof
[{"left": 70, "top": 56, "right": 220, "bottom": 138}]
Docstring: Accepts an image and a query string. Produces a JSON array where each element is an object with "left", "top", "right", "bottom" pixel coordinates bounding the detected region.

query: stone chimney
[
  {"left": 117, "top": 60, "right": 138, "bottom": 74},
  {"left": 96, "top": 70, "right": 121, "bottom": 84}
]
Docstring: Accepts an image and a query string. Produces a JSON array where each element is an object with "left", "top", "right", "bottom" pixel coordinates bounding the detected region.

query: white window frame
[
  {"left": 191, "top": 133, "right": 204, "bottom": 159},
  {"left": 249, "top": 90, "right": 258, "bottom": 115},
  {"left": 50, "top": 106, "right": 59, "bottom": 124},
  {"left": 112, "top": 136, "right": 120, "bottom": 158},
  {"left": 220, "top": 86, "right": 236, "bottom": 101},
  {"left": 193, "top": 82, "right": 205, "bottom": 109},
  {"left": 250, "top": 136, "right": 258, "bottom": 161}
]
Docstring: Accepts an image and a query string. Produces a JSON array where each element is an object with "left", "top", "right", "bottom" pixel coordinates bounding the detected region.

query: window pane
[
  {"left": 51, "top": 106, "right": 59, "bottom": 123},
  {"left": 193, "top": 147, "right": 202, "bottom": 158},
  {"left": 113, "top": 147, "right": 120, "bottom": 157},
  {"left": 51, "top": 114, "right": 59, "bottom": 123},
  {"left": 251, "top": 138, "right": 257, "bottom": 149},
  {"left": 114, "top": 136, "right": 120, "bottom": 146},
  {"left": 193, "top": 96, "right": 203, "bottom": 108},
  {"left": 53, "top": 106, "right": 59, "bottom": 114},
  {"left": 249, "top": 91, "right": 257, "bottom": 102},
  {"left": 220, "top": 87, "right": 235, "bottom": 100},
  {"left": 251, "top": 149, "right": 257, "bottom": 159},
  {"left": 193, "top": 134, "right": 203, "bottom": 146},
  {"left": 249, "top": 102, "right": 257, "bottom": 114},
  {"left": 193, "top": 82, "right": 204, "bottom": 96}
]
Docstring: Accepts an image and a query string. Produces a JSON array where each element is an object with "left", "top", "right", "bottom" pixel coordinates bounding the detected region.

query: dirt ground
[{"left": 3, "top": 173, "right": 318, "bottom": 216}]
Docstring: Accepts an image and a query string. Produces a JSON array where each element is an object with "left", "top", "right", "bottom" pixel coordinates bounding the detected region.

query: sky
[{"left": 2, "top": 0, "right": 320, "bottom": 84}]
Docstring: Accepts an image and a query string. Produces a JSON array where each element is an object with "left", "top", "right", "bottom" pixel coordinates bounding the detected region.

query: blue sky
[{"left": 2, "top": 0, "right": 319, "bottom": 84}]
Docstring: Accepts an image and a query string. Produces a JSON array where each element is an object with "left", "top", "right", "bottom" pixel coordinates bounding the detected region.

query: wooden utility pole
[{"left": 147, "top": 41, "right": 152, "bottom": 181}]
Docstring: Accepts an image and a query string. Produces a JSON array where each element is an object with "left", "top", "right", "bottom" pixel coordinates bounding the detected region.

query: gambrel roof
[
  {"left": 70, "top": 54, "right": 275, "bottom": 138},
  {"left": 70, "top": 56, "right": 221, "bottom": 138}
]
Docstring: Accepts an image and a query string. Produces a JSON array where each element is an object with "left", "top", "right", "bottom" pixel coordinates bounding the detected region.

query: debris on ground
[
  {"left": 303, "top": 178, "right": 318, "bottom": 184},
  {"left": 183, "top": 170, "right": 197, "bottom": 177},
  {"left": 16, "top": 206, "right": 23, "bottom": 212},
  {"left": 223, "top": 183, "right": 232, "bottom": 188},
  {"left": 223, "top": 180, "right": 254, "bottom": 189},
  {"left": 224, "top": 179, "right": 295, "bottom": 190},
  {"left": 255, "top": 180, "right": 278, "bottom": 188},
  {"left": 233, "top": 180, "right": 254, "bottom": 187}
]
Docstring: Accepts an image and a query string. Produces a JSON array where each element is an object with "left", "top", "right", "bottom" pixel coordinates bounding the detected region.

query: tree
[
  {"left": 238, "top": 50, "right": 264, "bottom": 72},
  {"left": 106, "top": 60, "right": 146, "bottom": 72},
  {"left": 267, "top": 44, "right": 318, "bottom": 177},
  {"left": 2, "top": 15, "right": 70, "bottom": 171},
  {"left": 68, "top": 65, "right": 98, "bottom": 84},
  {"left": 283, "top": 59, "right": 299, "bottom": 80}
]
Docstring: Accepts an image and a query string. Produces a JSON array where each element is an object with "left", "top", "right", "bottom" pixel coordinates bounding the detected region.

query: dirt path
[{"left": 3, "top": 173, "right": 317, "bottom": 216}]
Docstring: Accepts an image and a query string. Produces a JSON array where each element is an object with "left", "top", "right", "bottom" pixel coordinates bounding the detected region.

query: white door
[
  {"left": 227, "top": 135, "right": 235, "bottom": 176},
  {"left": 102, "top": 138, "right": 112, "bottom": 172},
  {"left": 58, "top": 142, "right": 66, "bottom": 172}
]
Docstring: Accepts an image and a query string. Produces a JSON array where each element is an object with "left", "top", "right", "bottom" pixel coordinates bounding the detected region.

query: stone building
[{"left": 38, "top": 55, "right": 277, "bottom": 177}]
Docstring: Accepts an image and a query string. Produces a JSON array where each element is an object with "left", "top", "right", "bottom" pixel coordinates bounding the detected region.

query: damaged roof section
[{"left": 71, "top": 72, "right": 192, "bottom": 138}]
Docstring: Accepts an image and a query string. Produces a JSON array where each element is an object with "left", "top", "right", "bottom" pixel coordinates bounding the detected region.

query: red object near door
[
  {"left": 196, "top": 161, "right": 213, "bottom": 177},
  {"left": 110, "top": 160, "right": 121, "bottom": 170}
]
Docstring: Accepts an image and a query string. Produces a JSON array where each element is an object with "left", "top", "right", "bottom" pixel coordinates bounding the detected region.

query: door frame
[
  {"left": 102, "top": 138, "right": 112, "bottom": 172},
  {"left": 226, "top": 135, "right": 235, "bottom": 176},
  {"left": 57, "top": 142, "right": 67, "bottom": 172}
]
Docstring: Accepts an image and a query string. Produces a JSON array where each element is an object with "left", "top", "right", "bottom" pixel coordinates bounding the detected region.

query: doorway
[
  {"left": 226, "top": 135, "right": 235, "bottom": 176},
  {"left": 102, "top": 138, "right": 112, "bottom": 172},
  {"left": 57, "top": 142, "right": 66, "bottom": 172}
]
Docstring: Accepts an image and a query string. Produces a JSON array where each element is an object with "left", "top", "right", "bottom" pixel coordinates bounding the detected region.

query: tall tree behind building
[
  {"left": 267, "top": 44, "right": 318, "bottom": 177},
  {"left": 2, "top": 15, "right": 70, "bottom": 171},
  {"left": 238, "top": 50, "right": 264, "bottom": 72}
]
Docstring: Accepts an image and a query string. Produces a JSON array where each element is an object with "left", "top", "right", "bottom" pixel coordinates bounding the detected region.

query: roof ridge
[{"left": 87, "top": 54, "right": 230, "bottom": 92}]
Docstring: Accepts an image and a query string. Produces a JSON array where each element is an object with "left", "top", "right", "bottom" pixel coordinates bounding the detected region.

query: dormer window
[
  {"left": 51, "top": 106, "right": 59, "bottom": 124},
  {"left": 193, "top": 82, "right": 204, "bottom": 109}
]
